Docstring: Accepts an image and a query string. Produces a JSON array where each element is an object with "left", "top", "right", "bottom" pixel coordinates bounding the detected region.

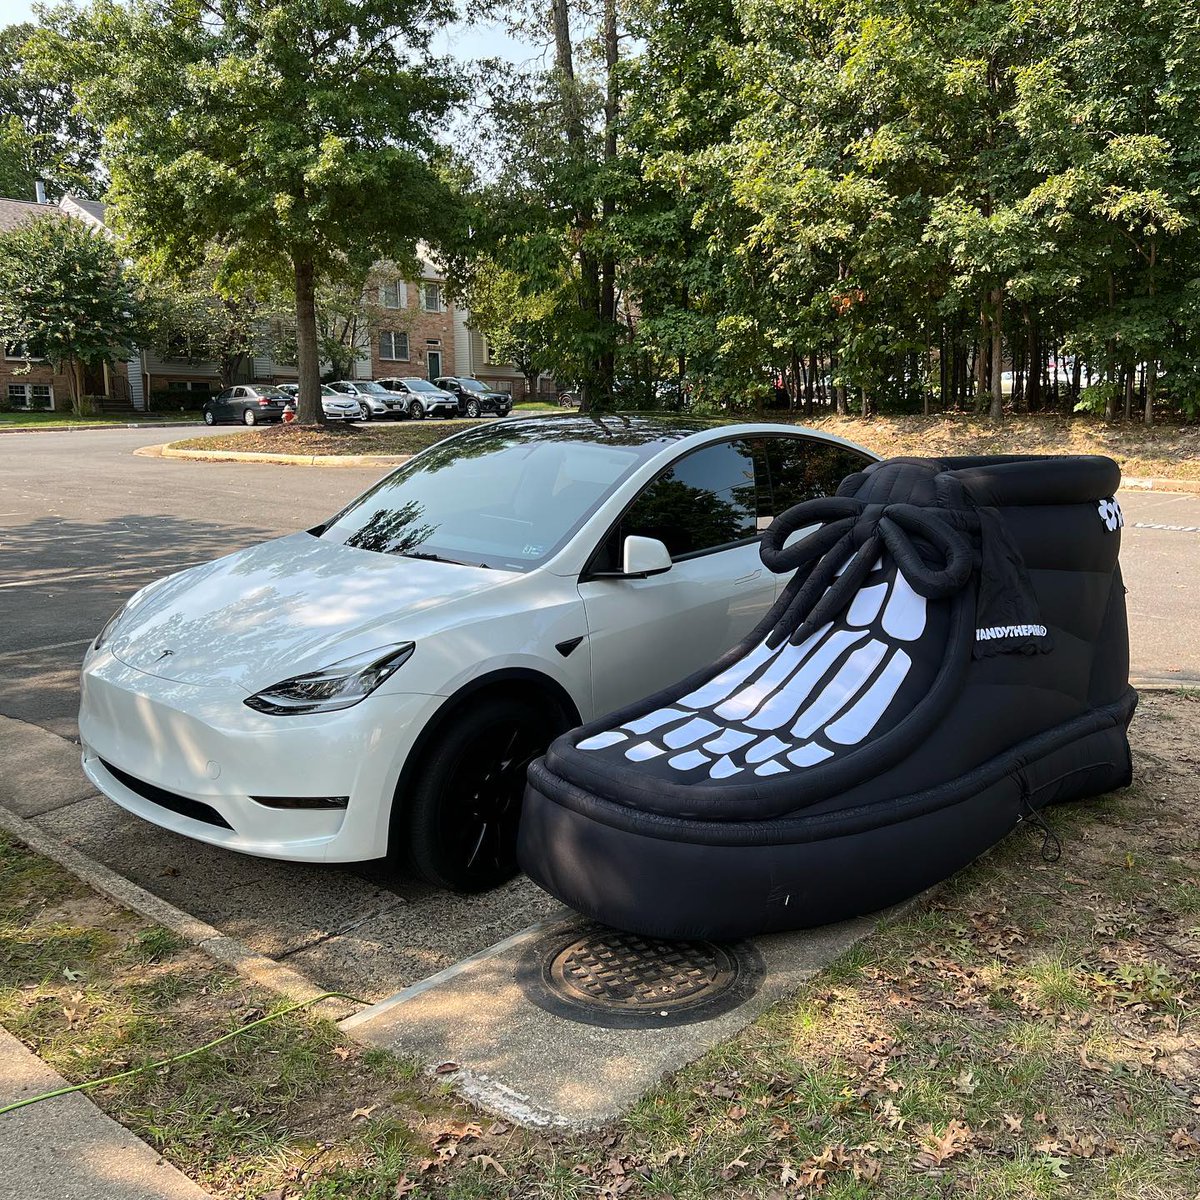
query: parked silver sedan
[{"left": 279, "top": 384, "right": 363, "bottom": 423}]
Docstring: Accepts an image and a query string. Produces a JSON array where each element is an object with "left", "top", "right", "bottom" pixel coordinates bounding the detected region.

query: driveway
[{"left": 1, "top": 427, "right": 1196, "bottom": 1001}]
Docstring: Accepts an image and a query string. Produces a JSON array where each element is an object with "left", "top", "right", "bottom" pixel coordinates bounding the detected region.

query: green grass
[
  {"left": 0, "top": 410, "right": 199, "bottom": 428},
  {"left": 1, "top": 693, "right": 1198, "bottom": 1199}
]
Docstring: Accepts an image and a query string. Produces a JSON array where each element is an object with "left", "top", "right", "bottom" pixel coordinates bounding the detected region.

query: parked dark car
[
  {"left": 433, "top": 376, "right": 514, "bottom": 418},
  {"left": 202, "top": 385, "right": 290, "bottom": 426}
]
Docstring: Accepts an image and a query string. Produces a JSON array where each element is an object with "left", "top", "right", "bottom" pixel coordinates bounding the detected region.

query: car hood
[{"left": 109, "top": 533, "right": 503, "bottom": 692}]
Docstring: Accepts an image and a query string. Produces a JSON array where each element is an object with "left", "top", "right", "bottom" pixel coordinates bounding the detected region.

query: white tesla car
[{"left": 79, "top": 417, "right": 874, "bottom": 891}]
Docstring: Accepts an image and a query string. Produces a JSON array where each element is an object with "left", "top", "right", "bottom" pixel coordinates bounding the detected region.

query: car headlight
[{"left": 244, "top": 643, "right": 415, "bottom": 715}]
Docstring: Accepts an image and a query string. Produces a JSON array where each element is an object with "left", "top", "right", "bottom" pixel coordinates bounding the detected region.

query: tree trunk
[
  {"left": 1027, "top": 319, "right": 1041, "bottom": 412},
  {"left": 989, "top": 285, "right": 1004, "bottom": 420},
  {"left": 1069, "top": 354, "right": 1082, "bottom": 414},
  {"left": 1145, "top": 360, "right": 1156, "bottom": 425},
  {"left": 597, "top": 0, "right": 618, "bottom": 403},
  {"left": 974, "top": 303, "right": 989, "bottom": 414},
  {"left": 293, "top": 253, "right": 325, "bottom": 426}
]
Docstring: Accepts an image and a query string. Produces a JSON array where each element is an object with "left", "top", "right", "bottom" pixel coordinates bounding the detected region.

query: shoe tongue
[{"left": 850, "top": 458, "right": 943, "bottom": 507}]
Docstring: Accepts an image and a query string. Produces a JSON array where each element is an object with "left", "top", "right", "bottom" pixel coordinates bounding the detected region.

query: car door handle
[{"left": 734, "top": 568, "right": 762, "bottom": 585}]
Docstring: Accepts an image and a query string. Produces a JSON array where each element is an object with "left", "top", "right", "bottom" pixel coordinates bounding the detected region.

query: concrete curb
[
  {"left": 0, "top": 803, "right": 359, "bottom": 1022},
  {"left": 0, "top": 421, "right": 200, "bottom": 435},
  {"left": 134, "top": 443, "right": 411, "bottom": 468},
  {"left": 1122, "top": 476, "right": 1200, "bottom": 495}
]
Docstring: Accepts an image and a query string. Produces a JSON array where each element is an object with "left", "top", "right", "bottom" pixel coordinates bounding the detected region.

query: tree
[
  {"left": 0, "top": 22, "right": 104, "bottom": 201},
  {"left": 458, "top": 260, "right": 555, "bottom": 398},
  {"left": 0, "top": 215, "right": 144, "bottom": 410},
  {"left": 147, "top": 246, "right": 288, "bottom": 389},
  {"left": 50, "top": 0, "right": 463, "bottom": 424}
]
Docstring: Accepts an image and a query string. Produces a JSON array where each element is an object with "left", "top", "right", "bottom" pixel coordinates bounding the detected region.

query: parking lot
[{"left": 1, "top": 425, "right": 1198, "bottom": 1003}]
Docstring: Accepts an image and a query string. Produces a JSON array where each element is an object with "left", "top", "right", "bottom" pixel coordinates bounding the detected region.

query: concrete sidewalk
[{"left": 0, "top": 1028, "right": 213, "bottom": 1200}]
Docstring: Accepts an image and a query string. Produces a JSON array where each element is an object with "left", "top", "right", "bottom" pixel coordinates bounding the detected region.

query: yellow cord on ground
[{"left": 0, "top": 990, "right": 366, "bottom": 1117}]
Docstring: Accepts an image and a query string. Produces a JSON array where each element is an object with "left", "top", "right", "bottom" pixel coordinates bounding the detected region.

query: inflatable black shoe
[{"left": 519, "top": 455, "right": 1136, "bottom": 940}]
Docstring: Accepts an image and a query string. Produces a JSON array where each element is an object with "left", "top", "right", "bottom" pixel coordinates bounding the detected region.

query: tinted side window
[
  {"left": 618, "top": 440, "right": 759, "bottom": 562},
  {"left": 765, "top": 438, "right": 873, "bottom": 517}
]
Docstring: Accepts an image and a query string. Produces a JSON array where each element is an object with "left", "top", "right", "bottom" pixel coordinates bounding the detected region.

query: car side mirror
[{"left": 622, "top": 535, "right": 672, "bottom": 578}]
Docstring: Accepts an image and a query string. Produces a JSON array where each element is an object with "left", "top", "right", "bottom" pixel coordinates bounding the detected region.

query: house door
[
  {"left": 426, "top": 350, "right": 442, "bottom": 381},
  {"left": 83, "top": 362, "right": 107, "bottom": 397}
]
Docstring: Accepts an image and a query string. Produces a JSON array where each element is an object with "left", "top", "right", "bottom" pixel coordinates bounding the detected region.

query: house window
[
  {"left": 4, "top": 342, "right": 43, "bottom": 362},
  {"left": 7, "top": 382, "right": 53, "bottom": 410},
  {"left": 422, "top": 283, "right": 442, "bottom": 312},
  {"left": 379, "top": 331, "right": 409, "bottom": 361},
  {"left": 380, "top": 280, "right": 407, "bottom": 309}
]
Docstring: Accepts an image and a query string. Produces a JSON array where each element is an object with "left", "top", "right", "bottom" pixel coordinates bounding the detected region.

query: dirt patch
[
  {"left": 800, "top": 413, "right": 1200, "bottom": 480},
  {"left": 176, "top": 411, "right": 1199, "bottom": 480}
]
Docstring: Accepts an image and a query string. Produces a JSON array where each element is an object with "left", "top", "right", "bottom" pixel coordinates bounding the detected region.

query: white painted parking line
[{"left": 1131, "top": 521, "right": 1200, "bottom": 533}]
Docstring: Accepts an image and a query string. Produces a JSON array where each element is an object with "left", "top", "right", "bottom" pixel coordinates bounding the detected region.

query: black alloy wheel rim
[
  {"left": 440, "top": 718, "right": 542, "bottom": 881},
  {"left": 466, "top": 400, "right": 480, "bottom": 417}
]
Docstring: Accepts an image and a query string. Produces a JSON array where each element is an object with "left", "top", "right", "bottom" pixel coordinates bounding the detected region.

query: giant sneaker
[{"left": 519, "top": 455, "right": 1136, "bottom": 939}]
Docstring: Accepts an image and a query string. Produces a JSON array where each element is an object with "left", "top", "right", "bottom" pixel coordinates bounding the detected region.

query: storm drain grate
[{"left": 517, "top": 922, "right": 765, "bottom": 1029}]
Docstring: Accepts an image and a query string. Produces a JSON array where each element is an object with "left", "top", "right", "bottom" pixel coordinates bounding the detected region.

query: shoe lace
[{"left": 759, "top": 496, "right": 979, "bottom": 648}]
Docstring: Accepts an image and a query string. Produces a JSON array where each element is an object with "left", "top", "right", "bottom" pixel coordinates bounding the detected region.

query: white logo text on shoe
[{"left": 1098, "top": 497, "right": 1124, "bottom": 531}]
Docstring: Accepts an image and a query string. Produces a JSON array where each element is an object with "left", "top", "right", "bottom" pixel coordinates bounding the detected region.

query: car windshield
[
  {"left": 403, "top": 379, "right": 442, "bottom": 393},
  {"left": 459, "top": 379, "right": 487, "bottom": 392},
  {"left": 255, "top": 387, "right": 288, "bottom": 399},
  {"left": 357, "top": 382, "right": 392, "bottom": 395},
  {"left": 318, "top": 419, "right": 685, "bottom": 571}
]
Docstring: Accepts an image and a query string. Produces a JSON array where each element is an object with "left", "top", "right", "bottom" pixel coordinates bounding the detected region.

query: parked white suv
[{"left": 79, "top": 417, "right": 874, "bottom": 891}]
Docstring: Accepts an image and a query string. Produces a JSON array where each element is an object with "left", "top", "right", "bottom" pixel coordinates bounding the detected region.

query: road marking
[{"left": 1131, "top": 521, "right": 1200, "bottom": 534}]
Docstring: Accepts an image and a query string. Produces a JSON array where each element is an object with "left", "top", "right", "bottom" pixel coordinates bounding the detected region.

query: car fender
[{"left": 384, "top": 664, "right": 587, "bottom": 847}]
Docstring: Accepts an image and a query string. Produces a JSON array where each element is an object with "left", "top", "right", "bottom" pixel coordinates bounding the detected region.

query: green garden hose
[{"left": 0, "top": 990, "right": 366, "bottom": 1117}]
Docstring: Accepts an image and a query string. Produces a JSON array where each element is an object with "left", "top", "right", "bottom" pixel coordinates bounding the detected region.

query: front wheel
[
  {"left": 465, "top": 399, "right": 481, "bottom": 418},
  {"left": 203, "top": 410, "right": 215, "bottom": 425},
  {"left": 358, "top": 401, "right": 372, "bottom": 421},
  {"left": 242, "top": 408, "right": 257, "bottom": 426},
  {"left": 403, "top": 696, "right": 556, "bottom": 892},
  {"left": 408, "top": 399, "right": 425, "bottom": 420}
]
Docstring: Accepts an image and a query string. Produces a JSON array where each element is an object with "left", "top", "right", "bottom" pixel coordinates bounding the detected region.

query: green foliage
[
  {"left": 465, "top": 0, "right": 1200, "bottom": 420},
  {"left": 44, "top": 0, "right": 465, "bottom": 423},
  {"left": 0, "top": 215, "right": 145, "bottom": 412},
  {"left": 0, "top": 22, "right": 103, "bottom": 201},
  {"left": 146, "top": 245, "right": 288, "bottom": 388}
]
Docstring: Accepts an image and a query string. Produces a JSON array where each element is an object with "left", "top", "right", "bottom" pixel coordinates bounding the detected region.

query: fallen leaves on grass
[{"left": 913, "top": 1119, "right": 976, "bottom": 1170}]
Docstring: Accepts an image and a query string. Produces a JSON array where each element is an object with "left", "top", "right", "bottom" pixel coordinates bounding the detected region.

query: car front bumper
[{"left": 79, "top": 650, "right": 441, "bottom": 862}]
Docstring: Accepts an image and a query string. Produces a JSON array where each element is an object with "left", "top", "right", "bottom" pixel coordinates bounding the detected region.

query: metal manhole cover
[{"left": 517, "top": 922, "right": 765, "bottom": 1029}]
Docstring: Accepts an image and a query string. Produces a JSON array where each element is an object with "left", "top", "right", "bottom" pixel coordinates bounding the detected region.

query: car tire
[
  {"left": 408, "top": 400, "right": 425, "bottom": 420},
  {"left": 243, "top": 408, "right": 257, "bottom": 426},
  {"left": 403, "top": 695, "right": 557, "bottom": 892},
  {"left": 203, "top": 410, "right": 215, "bottom": 425},
  {"left": 465, "top": 399, "right": 481, "bottom": 418},
  {"left": 358, "top": 401, "right": 372, "bottom": 421}
]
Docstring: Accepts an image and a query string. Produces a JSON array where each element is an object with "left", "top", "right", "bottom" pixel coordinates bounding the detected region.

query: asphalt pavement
[{"left": 1, "top": 427, "right": 1197, "bottom": 1002}]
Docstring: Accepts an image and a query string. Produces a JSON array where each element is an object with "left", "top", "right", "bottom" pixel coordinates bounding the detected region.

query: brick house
[
  {"left": 0, "top": 193, "right": 135, "bottom": 413},
  {"left": 367, "top": 259, "right": 456, "bottom": 381}
]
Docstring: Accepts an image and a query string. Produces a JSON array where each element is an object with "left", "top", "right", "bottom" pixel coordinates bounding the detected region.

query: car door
[
  {"left": 759, "top": 436, "right": 877, "bottom": 599},
  {"left": 577, "top": 439, "right": 777, "bottom": 719},
  {"left": 211, "top": 389, "right": 230, "bottom": 420}
]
